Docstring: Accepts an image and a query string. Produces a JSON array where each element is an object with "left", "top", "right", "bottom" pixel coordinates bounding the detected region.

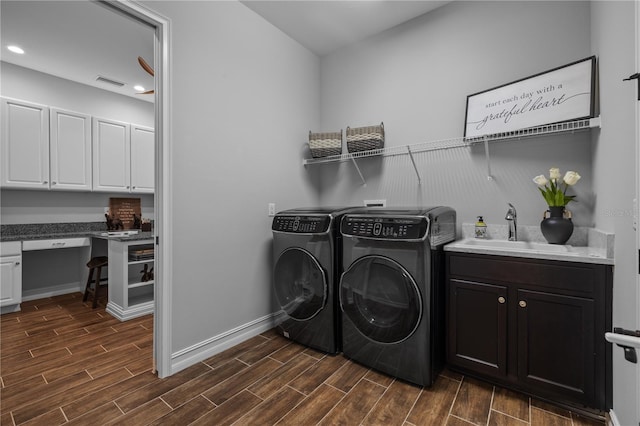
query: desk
[{"left": 0, "top": 224, "right": 153, "bottom": 318}]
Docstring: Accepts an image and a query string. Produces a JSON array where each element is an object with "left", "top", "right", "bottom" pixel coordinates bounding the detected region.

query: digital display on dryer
[
  {"left": 341, "top": 216, "right": 428, "bottom": 239},
  {"left": 272, "top": 215, "right": 331, "bottom": 233}
]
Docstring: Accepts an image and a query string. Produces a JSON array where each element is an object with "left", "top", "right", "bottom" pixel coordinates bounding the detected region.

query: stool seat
[
  {"left": 83, "top": 256, "right": 108, "bottom": 308},
  {"left": 87, "top": 256, "right": 108, "bottom": 269}
]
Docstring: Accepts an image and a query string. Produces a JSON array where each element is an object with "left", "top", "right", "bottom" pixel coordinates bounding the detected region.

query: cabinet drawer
[
  {"left": 22, "top": 238, "right": 90, "bottom": 251},
  {"left": 0, "top": 241, "right": 22, "bottom": 256},
  {"left": 448, "top": 253, "right": 602, "bottom": 297}
]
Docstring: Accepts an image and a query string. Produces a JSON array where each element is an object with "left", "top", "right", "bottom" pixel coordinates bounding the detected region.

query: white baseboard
[
  {"left": 22, "top": 282, "right": 83, "bottom": 301},
  {"left": 106, "top": 301, "right": 154, "bottom": 322},
  {"left": 170, "top": 311, "right": 285, "bottom": 375},
  {"left": 1, "top": 304, "right": 21, "bottom": 314}
]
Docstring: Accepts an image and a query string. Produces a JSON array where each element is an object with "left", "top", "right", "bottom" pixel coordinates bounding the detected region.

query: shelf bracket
[
  {"left": 483, "top": 136, "right": 493, "bottom": 181},
  {"left": 407, "top": 146, "right": 421, "bottom": 184},
  {"left": 350, "top": 156, "right": 366, "bottom": 186}
]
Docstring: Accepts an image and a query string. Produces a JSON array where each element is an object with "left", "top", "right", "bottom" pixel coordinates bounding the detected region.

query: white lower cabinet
[
  {"left": 1, "top": 242, "right": 22, "bottom": 313},
  {"left": 106, "top": 238, "right": 154, "bottom": 321}
]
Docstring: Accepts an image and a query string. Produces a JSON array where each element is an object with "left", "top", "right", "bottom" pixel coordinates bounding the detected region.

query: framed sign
[
  {"left": 109, "top": 197, "right": 141, "bottom": 229},
  {"left": 464, "top": 56, "right": 596, "bottom": 139}
]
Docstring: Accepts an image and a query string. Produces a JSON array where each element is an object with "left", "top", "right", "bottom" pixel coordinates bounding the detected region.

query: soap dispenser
[{"left": 475, "top": 216, "right": 488, "bottom": 239}]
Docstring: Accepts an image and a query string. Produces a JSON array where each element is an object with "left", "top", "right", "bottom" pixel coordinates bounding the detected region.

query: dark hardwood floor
[{"left": 1, "top": 293, "right": 604, "bottom": 425}]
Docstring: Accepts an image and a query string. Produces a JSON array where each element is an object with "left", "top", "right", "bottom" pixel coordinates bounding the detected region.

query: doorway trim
[
  {"left": 103, "top": 0, "right": 172, "bottom": 378},
  {"left": 636, "top": 1, "right": 640, "bottom": 423}
]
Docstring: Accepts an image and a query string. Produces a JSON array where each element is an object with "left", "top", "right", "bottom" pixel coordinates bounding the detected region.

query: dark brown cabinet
[{"left": 446, "top": 252, "right": 612, "bottom": 412}]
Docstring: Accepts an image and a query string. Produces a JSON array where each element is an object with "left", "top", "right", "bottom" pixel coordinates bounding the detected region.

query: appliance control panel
[
  {"left": 341, "top": 216, "right": 428, "bottom": 240},
  {"left": 272, "top": 215, "right": 331, "bottom": 233}
]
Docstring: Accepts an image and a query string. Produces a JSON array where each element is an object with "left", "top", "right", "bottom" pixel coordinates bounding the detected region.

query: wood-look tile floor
[{"left": 1, "top": 293, "right": 605, "bottom": 425}]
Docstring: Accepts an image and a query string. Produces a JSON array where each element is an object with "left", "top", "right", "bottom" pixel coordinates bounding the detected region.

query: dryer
[
  {"left": 272, "top": 207, "right": 356, "bottom": 354},
  {"left": 339, "top": 207, "right": 456, "bottom": 387}
]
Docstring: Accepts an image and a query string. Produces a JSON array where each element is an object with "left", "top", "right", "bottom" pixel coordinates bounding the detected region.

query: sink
[{"left": 460, "top": 239, "right": 571, "bottom": 253}]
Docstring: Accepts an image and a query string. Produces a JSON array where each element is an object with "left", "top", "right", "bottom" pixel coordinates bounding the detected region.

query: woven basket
[
  {"left": 346, "top": 122, "right": 384, "bottom": 153},
  {"left": 309, "top": 130, "right": 342, "bottom": 158}
]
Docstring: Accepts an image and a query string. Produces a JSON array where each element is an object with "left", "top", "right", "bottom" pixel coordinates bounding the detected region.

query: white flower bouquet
[{"left": 533, "top": 167, "right": 581, "bottom": 207}]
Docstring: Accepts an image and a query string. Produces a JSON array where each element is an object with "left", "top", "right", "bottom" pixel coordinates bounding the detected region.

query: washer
[
  {"left": 339, "top": 207, "right": 456, "bottom": 386},
  {"left": 272, "top": 207, "right": 357, "bottom": 354}
]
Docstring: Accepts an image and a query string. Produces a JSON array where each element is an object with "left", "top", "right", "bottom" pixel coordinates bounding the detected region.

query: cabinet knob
[
  {"left": 43, "top": 181, "right": 48, "bottom": 184},
  {"left": 498, "top": 296, "right": 506, "bottom": 304},
  {"left": 519, "top": 300, "right": 527, "bottom": 308},
  {"left": 15, "top": 262, "right": 20, "bottom": 266}
]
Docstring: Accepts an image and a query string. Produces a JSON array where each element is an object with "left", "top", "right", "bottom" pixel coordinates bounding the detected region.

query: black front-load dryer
[
  {"left": 339, "top": 207, "right": 456, "bottom": 387},
  {"left": 272, "top": 207, "right": 357, "bottom": 354}
]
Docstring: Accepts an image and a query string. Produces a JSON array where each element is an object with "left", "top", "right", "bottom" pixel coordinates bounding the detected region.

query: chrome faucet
[{"left": 505, "top": 203, "right": 517, "bottom": 241}]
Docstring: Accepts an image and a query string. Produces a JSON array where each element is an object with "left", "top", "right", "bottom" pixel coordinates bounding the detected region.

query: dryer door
[
  {"left": 340, "top": 255, "right": 422, "bottom": 344},
  {"left": 274, "top": 247, "right": 327, "bottom": 321}
]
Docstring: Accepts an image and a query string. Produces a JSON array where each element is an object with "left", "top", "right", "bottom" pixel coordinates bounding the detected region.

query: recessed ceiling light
[
  {"left": 134, "top": 85, "right": 146, "bottom": 92},
  {"left": 7, "top": 45, "right": 25, "bottom": 54}
]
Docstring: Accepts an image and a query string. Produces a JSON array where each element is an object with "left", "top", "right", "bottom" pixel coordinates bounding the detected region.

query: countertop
[
  {"left": 1, "top": 222, "right": 153, "bottom": 243},
  {"left": 444, "top": 223, "right": 614, "bottom": 265}
]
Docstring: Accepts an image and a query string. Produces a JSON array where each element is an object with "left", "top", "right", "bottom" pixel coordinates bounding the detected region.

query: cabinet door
[
  {"left": 130, "top": 124, "right": 154, "bottom": 193},
  {"left": 50, "top": 108, "right": 92, "bottom": 191},
  {"left": 0, "top": 255, "right": 22, "bottom": 307},
  {"left": 517, "top": 289, "right": 595, "bottom": 406},
  {"left": 92, "top": 117, "right": 130, "bottom": 192},
  {"left": 1, "top": 98, "right": 50, "bottom": 189},
  {"left": 448, "top": 279, "right": 508, "bottom": 379}
]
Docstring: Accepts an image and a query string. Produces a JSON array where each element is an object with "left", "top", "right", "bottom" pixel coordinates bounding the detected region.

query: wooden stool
[{"left": 83, "top": 256, "right": 108, "bottom": 308}]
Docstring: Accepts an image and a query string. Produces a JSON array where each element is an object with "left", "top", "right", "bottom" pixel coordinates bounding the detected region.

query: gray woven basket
[
  {"left": 346, "top": 122, "right": 384, "bottom": 153},
  {"left": 309, "top": 130, "right": 342, "bottom": 158}
]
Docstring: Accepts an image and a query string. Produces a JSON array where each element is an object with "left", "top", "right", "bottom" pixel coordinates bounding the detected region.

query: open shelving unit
[
  {"left": 106, "top": 239, "right": 154, "bottom": 321},
  {"left": 303, "top": 117, "right": 601, "bottom": 185}
]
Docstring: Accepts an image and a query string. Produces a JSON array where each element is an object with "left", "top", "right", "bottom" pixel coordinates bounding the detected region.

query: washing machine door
[
  {"left": 274, "top": 247, "right": 327, "bottom": 321},
  {"left": 340, "top": 255, "right": 422, "bottom": 344}
]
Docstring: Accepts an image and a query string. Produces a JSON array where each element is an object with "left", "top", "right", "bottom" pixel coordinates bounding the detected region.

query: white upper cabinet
[
  {"left": 1, "top": 98, "right": 50, "bottom": 189},
  {"left": 50, "top": 108, "right": 92, "bottom": 191},
  {"left": 92, "top": 117, "right": 131, "bottom": 193},
  {"left": 130, "top": 124, "right": 154, "bottom": 193},
  {"left": 2, "top": 98, "right": 153, "bottom": 194}
]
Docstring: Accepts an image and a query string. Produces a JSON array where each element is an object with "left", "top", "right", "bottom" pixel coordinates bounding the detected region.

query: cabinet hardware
[
  {"left": 15, "top": 262, "right": 20, "bottom": 266},
  {"left": 519, "top": 300, "right": 527, "bottom": 308},
  {"left": 498, "top": 296, "right": 506, "bottom": 304}
]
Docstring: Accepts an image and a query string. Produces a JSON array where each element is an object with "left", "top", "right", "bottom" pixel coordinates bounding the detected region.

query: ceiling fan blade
[
  {"left": 138, "top": 56, "right": 154, "bottom": 77},
  {"left": 136, "top": 89, "right": 155, "bottom": 95}
]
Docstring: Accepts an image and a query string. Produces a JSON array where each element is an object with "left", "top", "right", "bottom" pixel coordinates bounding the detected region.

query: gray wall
[
  {"left": 590, "top": 2, "right": 638, "bottom": 425},
  {"left": 144, "top": 0, "right": 321, "bottom": 352},
  {"left": 318, "top": 1, "right": 595, "bottom": 229},
  {"left": 0, "top": 62, "right": 155, "bottom": 224}
]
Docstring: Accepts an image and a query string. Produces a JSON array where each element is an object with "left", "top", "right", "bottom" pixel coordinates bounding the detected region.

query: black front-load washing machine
[
  {"left": 271, "top": 207, "right": 357, "bottom": 354},
  {"left": 339, "top": 207, "right": 456, "bottom": 387}
]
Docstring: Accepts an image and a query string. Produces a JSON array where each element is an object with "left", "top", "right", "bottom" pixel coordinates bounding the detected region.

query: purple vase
[{"left": 540, "top": 206, "right": 573, "bottom": 245}]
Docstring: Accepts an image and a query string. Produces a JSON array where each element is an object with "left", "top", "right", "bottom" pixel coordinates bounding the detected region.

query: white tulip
[
  {"left": 563, "top": 171, "right": 581, "bottom": 186},
  {"left": 533, "top": 175, "right": 549, "bottom": 186},
  {"left": 549, "top": 167, "right": 561, "bottom": 180}
]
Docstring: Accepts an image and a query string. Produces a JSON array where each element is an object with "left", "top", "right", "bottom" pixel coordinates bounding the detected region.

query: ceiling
[
  {"left": 240, "top": 1, "right": 449, "bottom": 57},
  {"left": 1, "top": 1, "right": 155, "bottom": 102},
  {"left": 1, "top": 1, "right": 448, "bottom": 102}
]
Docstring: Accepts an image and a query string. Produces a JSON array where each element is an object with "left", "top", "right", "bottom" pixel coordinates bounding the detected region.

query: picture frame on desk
[{"left": 464, "top": 56, "right": 596, "bottom": 139}]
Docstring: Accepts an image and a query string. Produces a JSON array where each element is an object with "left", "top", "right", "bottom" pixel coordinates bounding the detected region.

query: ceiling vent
[{"left": 95, "top": 75, "right": 125, "bottom": 87}]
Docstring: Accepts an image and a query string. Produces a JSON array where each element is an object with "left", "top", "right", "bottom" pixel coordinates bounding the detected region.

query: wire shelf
[{"left": 302, "top": 117, "right": 600, "bottom": 166}]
